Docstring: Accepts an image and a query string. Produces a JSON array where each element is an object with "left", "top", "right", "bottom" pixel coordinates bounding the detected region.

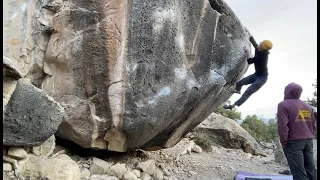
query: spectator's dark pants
[
  {"left": 234, "top": 74, "right": 267, "bottom": 106},
  {"left": 283, "top": 139, "right": 316, "bottom": 180}
]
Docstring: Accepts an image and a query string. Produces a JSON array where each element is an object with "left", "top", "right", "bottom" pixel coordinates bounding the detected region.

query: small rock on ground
[
  {"left": 140, "top": 172, "right": 152, "bottom": 180},
  {"left": 7, "top": 147, "right": 28, "bottom": 160},
  {"left": 90, "top": 157, "right": 112, "bottom": 175},
  {"left": 3, "top": 163, "right": 13, "bottom": 172},
  {"left": 136, "top": 160, "right": 156, "bottom": 175},
  {"left": 81, "top": 168, "right": 91, "bottom": 179}
]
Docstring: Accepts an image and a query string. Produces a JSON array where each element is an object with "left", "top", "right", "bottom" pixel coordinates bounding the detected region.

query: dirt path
[
  {"left": 170, "top": 146, "right": 287, "bottom": 180},
  {"left": 147, "top": 139, "right": 288, "bottom": 180}
]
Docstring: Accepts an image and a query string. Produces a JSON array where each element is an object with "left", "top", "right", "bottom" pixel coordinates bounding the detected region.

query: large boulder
[
  {"left": 3, "top": 79, "right": 64, "bottom": 146},
  {"left": 274, "top": 140, "right": 288, "bottom": 166},
  {"left": 4, "top": 0, "right": 251, "bottom": 151},
  {"left": 194, "top": 113, "right": 267, "bottom": 156}
]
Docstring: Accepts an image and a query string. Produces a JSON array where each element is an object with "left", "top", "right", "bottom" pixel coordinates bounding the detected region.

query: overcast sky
[{"left": 224, "top": 0, "right": 317, "bottom": 119}]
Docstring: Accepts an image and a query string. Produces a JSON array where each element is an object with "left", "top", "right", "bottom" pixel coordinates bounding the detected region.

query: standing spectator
[{"left": 277, "top": 82, "right": 317, "bottom": 180}]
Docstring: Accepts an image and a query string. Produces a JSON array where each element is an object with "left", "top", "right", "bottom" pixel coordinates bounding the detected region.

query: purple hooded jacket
[{"left": 277, "top": 82, "right": 317, "bottom": 146}]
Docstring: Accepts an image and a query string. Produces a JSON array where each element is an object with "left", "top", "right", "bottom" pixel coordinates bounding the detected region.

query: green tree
[
  {"left": 240, "top": 115, "right": 270, "bottom": 142},
  {"left": 305, "top": 80, "right": 317, "bottom": 139},
  {"left": 267, "top": 118, "right": 279, "bottom": 142},
  {"left": 306, "top": 80, "right": 317, "bottom": 107},
  {"left": 215, "top": 100, "right": 242, "bottom": 121}
]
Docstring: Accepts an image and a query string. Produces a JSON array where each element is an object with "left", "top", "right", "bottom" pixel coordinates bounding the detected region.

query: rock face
[
  {"left": 4, "top": 0, "right": 251, "bottom": 151},
  {"left": 195, "top": 113, "right": 266, "bottom": 156},
  {"left": 3, "top": 79, "right": 64, "bottom": 146},
  {"left": 274, "top": 140, "right": 288, "bottom": 166},
  {"left": 3, "top": 57, "right": 22, "bottom": 79}
]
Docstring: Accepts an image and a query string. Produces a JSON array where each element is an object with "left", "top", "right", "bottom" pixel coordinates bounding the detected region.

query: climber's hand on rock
[
  {"left": 243, "top": 46, "right": 249, "bottom": 54},
  {"left": 244, "top": 27, "right": 252, "bottom": 37},
  {"left": 243, "top": 46, "right": 253, "bottom": 58}
]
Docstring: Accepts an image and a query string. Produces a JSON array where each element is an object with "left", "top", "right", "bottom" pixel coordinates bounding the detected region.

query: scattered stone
[
  {"left": 163, "top": 169, "right": 171, "bottom": 176},
  {"left": 211, "top": 146, "right": 221, "bottom": 154},
  {"left": 83, "top": 163, "right": 90, "bottom": 168},
  {"left": 262, "top": 161, "right": 273, "bottom": 165},
  {"left": 140, "top": 172, "right": 152, "bottom": 180},
  {"left": 229, "top": 165, "right": 236, "bottom": 171},
  {"left": 165, "top": 158, "right": 173, "bottom": 164},
  {"left": 173, "top": 167, "right": 179, "bottom": 173},
  {"left": 32, "top": 135, "right": 56, "bottom": 157},
  {"left": 158, "top": 163, "right": 166, "bottom": 171},
  {"left": 191, "top": 145, "right": 203, "bottom": 153},
  {"left": 152, "top": 168, "right": 164, "bottom": 180},
  {"left": 136, "top": 160, "right": 156, "bottom": 175},
  {"left": 7, "top": 147, "right": 28, "bottom": 160},
  {"left": 7, "top": 171, "right": 15, "bottom": 178},
  {"left": 3, "top": 148, "right": 7, "bottom": 155},
  {"left": 53, "top": 145, "right": 71, "bottom": 156},
  {"left": 132, "top": 169, "right": 141, "bottom": 178},
  {"left": 81, "top": 168, "right": 91, "bottom": 179},
  {"left": 3, "top": 163, "right": 13, "bottom": 172},
  {"left": 70, "top": 155, "right": 80, "bottom": 162},
  {"left": 90, "top": 157, "right": 112, "bottom": 175},
  {"left": 243, "top": 153, "right": 253, "bottom": 160},
  {"left": 180, "top": 140, "right": 196, "bottom": 155},
  {"left": 122, "top": 171, "right": 138, "bottom": 180},
  {"left": 107, "top": 163, "right": 127, "bottom": 179},
  {"left": 20, "top": 154, "right": 81, "bottom": 180},
  {"left": 39, "top": 176, "right": 50, "bottom": 180},
  {"left": 3, "top": 156, "right": 20, "bottom": 170},
  {"left": 3, "top": 173, "right": 10, "bottom": 180},
  {"left": 251, "top": 155, "right": 261, "bottom": 162},
  {"left": 130, "top": 158, "right": 140, "bottom": 166},
  {"left": 23, "top": 146, "right": 31, "bottom": 154},
  {"left": 90, "top": 175, "right": 119, "bottom": 180},
  {"left": 51, "top": 150, "right": 66, "bottom": 158}
]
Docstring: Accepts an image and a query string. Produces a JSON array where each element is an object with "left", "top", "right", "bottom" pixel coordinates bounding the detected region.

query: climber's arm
[
  {"left": 245, "top": 27, "right": 258, "bottom": 49},
  {"left": 250, "top": 36, "right": 259, "bottom": 49}
]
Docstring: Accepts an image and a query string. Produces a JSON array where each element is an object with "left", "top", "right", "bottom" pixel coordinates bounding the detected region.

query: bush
[{"left": 192, "top": 132, "right": 212, "bottom": 152}]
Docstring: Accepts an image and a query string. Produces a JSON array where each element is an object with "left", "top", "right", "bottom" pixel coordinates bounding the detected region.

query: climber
[{"left": 223, "top": 27, "right": 272, "bottom": 110}]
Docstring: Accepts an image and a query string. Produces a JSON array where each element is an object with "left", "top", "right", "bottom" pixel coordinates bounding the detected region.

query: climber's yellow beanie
[{"left": 261, "top": 40, "right": 273, "bottom": 51}]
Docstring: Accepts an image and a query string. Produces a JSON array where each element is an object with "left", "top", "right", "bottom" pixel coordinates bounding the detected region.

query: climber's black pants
[
  {"left": 283, "top": 139, "right": 316, "bottom": 180},
  {"left": 234, "top": 74, "right": 267, "bottom": 106}
]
